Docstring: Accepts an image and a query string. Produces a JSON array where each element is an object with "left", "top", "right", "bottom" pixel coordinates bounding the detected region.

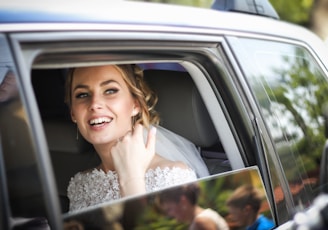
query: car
[{"left": 1, "top": 0, "right": 328, "bottom": 229}]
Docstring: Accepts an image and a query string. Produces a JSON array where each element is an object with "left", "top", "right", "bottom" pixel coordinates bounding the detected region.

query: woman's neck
[{"left": 94, "top": 142, "right": 116, "bottom": 172}]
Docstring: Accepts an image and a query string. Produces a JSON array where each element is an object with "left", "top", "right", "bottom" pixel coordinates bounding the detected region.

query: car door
[{"left": 7, "top": 24, "right": 326, "bottom": 229}]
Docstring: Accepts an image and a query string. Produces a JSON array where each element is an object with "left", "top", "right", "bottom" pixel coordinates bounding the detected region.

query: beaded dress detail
[{"left": 67, "top": 166, "right": 197, "bottom": 211}]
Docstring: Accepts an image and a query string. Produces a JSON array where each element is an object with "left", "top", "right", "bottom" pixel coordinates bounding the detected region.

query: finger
[
  {"left": 132, "top": 123, "right": 143, "bottom": 140},
  {"left": 146, "top": 126, "right": 156, "bottom": 154}
]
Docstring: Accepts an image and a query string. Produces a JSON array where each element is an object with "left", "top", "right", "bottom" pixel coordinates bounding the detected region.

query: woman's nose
[{"left": 89, "top": 94, "right": 104, "bottom": 110}]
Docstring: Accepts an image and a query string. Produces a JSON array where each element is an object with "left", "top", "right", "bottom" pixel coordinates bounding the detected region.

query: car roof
[
  {"left": 1, "top": 0, "right": 275, "bottom": 25},
  {"left": 0, "top": 0, "right": 326, "bottom": 59},
  {"left": 0, "top": 0, "right": 307, "bottom": 34}
]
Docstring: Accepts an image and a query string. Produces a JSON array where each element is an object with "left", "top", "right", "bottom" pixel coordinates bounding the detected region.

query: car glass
[
  {"left": 63, "top": 166, "right": 274, "bottom": 229},
  {"left": 0, "top": 35, "right": 49, "bottom": 228},
  {"left": 232, "top": 38, "right": 328, "bottom": 210}
]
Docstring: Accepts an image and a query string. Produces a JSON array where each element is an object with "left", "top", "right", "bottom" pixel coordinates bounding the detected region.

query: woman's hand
[{"left": 111, "top": 124, "right": 157, "bottom": 196}]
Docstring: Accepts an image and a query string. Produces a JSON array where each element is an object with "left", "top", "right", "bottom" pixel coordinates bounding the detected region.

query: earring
[
  {"left": 132, "top": 115, "right": 137, "bottom": 131},
  {"left": 76, "top": 124, "right": 79, "bottom": 140}
]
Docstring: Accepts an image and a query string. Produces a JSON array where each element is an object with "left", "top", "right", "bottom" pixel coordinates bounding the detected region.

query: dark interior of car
[{"left": 30, "top": 66, "right": 231, "bottom": 214}]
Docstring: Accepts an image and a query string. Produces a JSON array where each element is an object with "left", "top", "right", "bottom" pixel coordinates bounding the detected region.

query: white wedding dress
[
  {"left": 67, "top": 126, "right": 209, "bottom": 212},
  {"left": 67, "top": 166, "right": 197, "bottom": 211}
]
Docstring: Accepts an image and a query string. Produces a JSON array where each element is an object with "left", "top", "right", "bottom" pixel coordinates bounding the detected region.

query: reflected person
[
  {"left": 0, "top": 70, "right": 18, "bottom": 103},
  {"left": 159, "top": 182, "right": 229, "bottom": 230},
  {"left": 226, "top": 185, "right": 274, "bottom": 230}
]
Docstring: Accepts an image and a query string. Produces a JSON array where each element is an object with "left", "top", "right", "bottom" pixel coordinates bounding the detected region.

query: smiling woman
[{"left": 64, "top": 64, "right": 209, "bottom": 211}]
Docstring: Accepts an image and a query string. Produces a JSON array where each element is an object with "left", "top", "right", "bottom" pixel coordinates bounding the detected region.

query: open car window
[
  {"left": 13, "top": 33, "right": 246, "bottom": 222},
  {"left": 30, "top": 60, "right": 235, "bottom": 214}
]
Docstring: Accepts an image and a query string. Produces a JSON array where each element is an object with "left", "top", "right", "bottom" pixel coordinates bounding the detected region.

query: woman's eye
[
  {"left": 75, "top": 92, "right": 88, "bottom": 99},
  {"left": 105, "top": 88, "right": 118, "bottom": 94}
]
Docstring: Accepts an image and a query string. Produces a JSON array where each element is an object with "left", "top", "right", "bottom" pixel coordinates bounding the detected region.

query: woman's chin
[{"left": 87, "top": 137, "right": 115, "bottom": 146}]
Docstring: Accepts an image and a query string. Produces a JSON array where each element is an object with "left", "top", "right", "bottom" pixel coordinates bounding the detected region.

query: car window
[
  {"left": 232, "top": 38, "right": 328, "bottom": 210},
  {"left": 30, "top": 60, "right": 232, "bottom": 214},
  {"left": 0, "top": 35, "right": 49, "bottom": 227},
  {"left": 18, "top": 33, "right": 244, "bottom": 217},
  {"left": 63, "top": 166, "right": 274, "bottom": 229}
]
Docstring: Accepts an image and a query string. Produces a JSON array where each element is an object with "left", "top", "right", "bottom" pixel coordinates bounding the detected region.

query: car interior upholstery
[
  {"left": 143, "top": 69, "right": 231, "bottom": 174},
  {"left": 31, "top": 66, "right": 231, "bottom": 213}
]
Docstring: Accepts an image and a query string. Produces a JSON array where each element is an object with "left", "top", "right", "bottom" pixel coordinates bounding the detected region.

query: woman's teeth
[{"left": 89, "top": 117, "right": 112, "bottom": 125}]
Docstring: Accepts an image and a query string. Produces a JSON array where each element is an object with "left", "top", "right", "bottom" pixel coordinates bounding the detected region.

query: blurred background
[{"left": 130, "top": 0, "right": 328, "bottom": 45}]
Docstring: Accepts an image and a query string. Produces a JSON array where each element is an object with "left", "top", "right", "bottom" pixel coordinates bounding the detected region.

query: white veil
[{"left": 144, "top": 125, "right": 209, "bottom": 178}]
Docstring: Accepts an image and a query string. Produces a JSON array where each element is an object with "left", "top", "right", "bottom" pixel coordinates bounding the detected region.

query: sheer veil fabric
[{"left": 146, "top": 125, "right": 210, "bottom": 178}]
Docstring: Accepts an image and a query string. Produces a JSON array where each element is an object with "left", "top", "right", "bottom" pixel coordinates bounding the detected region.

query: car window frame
[
  {"left": 216, "top": 39, "right": 284, "bottom": 224},
  {"left": 0, "top": 33, "right": 13, "bottom": 230},
  {"left": 8, "top": 29, "right": 282, "bottom": 227},
  {"left": 8, "top": 32, "right": 63, "bottom": 230}
]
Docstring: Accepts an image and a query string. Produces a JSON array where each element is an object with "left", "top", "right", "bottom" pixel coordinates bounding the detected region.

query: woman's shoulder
[
  {"left": 148, "top": 155, "right": 197, "bottom": 180},
  {"left": 145, "top": 155, "right": 197, "bottom": 191},
  {"left": 194, "top": 209, "right": 229, "bottom": 230}
]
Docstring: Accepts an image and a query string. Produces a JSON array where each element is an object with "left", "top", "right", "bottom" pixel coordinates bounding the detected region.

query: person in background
[
  {"left": 0, "top": 70, "right": 18, "bottom": 103},
  {"left": 158, "top": 182, "right": 229, "bottom": 230},
  {"left": 226, "top": 185, "right": 274, "bottom": 230},
  {"left": 65, "top": 64, "right": 209, "bottom": 211}
]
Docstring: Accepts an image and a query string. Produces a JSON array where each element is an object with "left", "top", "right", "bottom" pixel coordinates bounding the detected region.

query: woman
[
  {"left": 158, "top": 183, "right": 229, "bottom": 230},
  {"left": 65, "top": 64, "right": 209, "bottom": 211}
]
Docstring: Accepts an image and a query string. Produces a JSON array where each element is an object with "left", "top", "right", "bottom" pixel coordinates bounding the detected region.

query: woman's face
[
  {"left": 161, "top": 201, "right": 186, "bottom": 222},
  {"left": 70, "top": 65, "right": 139, "bottom": 146}
]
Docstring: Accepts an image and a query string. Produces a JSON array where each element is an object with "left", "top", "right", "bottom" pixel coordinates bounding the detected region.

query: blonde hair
[{"left": 65, "top": 64, "right": 160, "bottom": 128}]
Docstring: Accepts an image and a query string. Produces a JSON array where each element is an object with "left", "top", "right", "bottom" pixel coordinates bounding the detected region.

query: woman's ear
[
  {"left": 132, "top": 108, "right": 139, "bottom": 116},
  {"left": 71, "top": 110, "right": 77, "bottom": 123},
  {"left": 132, "top": 100, "right": 141, "bottom": 116}
]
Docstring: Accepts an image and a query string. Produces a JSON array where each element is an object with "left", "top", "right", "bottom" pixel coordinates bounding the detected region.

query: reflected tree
[{"left": 261, "top": 47, "right": 328, "bottom": 183}]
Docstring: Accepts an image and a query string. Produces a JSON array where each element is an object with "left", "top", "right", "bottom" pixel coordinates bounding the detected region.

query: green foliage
[
  {"left": 269, "top": 0, "right": 313, "bottom": 25},
  {"left": 264, "top": 47, "right": 328, "bottom": 182}
]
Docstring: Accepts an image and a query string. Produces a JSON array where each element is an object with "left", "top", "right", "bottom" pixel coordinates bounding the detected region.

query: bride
[{"left": 65, "top": 64, "right": 209, "bottom": 211}]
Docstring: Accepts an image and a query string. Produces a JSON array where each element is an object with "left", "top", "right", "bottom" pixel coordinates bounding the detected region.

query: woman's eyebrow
[
  {"left": 73, "top": 84, "right": 88, "bottom": 92},
  {"left": 73, "top": 80, "right": 118, "bottom": 92},
  {"left": 100, "top": 79, "right": 118, "bottom": 86}
]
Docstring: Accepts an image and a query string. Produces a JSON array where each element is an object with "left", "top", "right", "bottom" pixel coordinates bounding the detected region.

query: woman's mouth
[{"left": 89, "top": 117, "right": 112, "bottom": 126}]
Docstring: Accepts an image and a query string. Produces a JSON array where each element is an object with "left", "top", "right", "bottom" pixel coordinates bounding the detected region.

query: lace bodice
[{"left": 67, "top": 167, "right": 197, "bottom": 211}]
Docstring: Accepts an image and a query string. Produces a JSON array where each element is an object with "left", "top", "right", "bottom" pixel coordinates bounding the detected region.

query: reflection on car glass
[
  {"left": 63, "top": 166, "right": 274, "bottom": 230},
  {"left": 0, "top": 69, "right": 18, "bottom": 103}
]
